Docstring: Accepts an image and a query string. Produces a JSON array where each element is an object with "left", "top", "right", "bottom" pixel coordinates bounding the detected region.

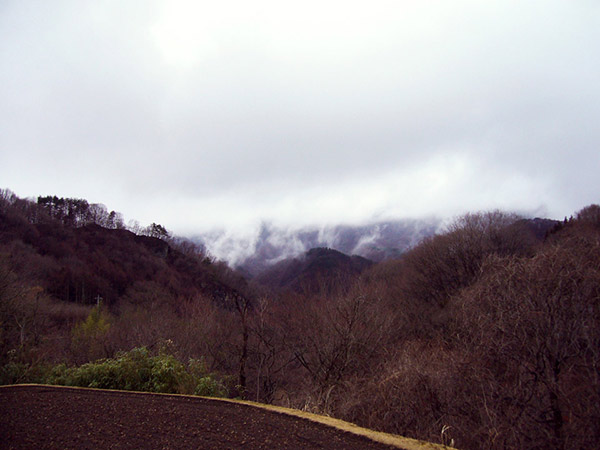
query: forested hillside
[
  {"left": 254, "top": 247, "right": 373, "bottom": 295},
  {"left": 0, "top": 191, "right": 249, "bottom": 306},
  {"left": 1, "top": 188, "right": 599, "bottom": 449}
]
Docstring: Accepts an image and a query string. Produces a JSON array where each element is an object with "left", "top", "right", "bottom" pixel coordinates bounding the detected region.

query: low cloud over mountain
[{"left": 194, "top": 218, "right": 441, "bottom": 276}]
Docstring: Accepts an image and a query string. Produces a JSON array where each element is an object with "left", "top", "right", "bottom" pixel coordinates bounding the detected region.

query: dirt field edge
[{"left": 0, "top": 384, "right": 457, "bottom": 450}]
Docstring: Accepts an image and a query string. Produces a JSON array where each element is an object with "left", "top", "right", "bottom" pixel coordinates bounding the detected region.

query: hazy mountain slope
[
  {"left": 254, "top": 247, "right": 374, "bottom": 294},
  {"left": 194, "top": 219, "right": 441, "bottom": 277}
]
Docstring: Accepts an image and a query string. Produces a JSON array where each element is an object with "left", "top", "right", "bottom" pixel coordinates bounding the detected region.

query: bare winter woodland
[{"left": 1, "top": 189, "right": 599, "bottom": 450}]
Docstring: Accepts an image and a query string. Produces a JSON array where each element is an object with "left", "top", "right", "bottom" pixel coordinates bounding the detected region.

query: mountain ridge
[
  {"left": 254, "top": 247, "right": 374, "bottom": 295},
  {"left": 193, "top": 219, "right": 441, "bottom": 277}
]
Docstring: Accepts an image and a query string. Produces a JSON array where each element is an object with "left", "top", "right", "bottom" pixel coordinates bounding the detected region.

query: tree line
[{"left": 2, "top": 189, "right": 170, "bottom": 240}]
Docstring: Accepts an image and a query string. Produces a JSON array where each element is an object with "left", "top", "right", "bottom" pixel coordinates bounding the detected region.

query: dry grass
[{"left": 213, "top": 397, "right": 458, "bottom": 450}]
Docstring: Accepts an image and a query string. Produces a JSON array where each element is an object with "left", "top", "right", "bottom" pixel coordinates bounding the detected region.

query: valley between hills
[{"left": 1, "top": 189, "right": 599, "bottom": 449}]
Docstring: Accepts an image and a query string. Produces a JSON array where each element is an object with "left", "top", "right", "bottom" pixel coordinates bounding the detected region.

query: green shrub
[
  {"left": 17, "top": 346, "right": 229, "bottom": 397},
  {"left": 1, "top": 346, "right": 229, "bottom": 397},
  {"left": 0, "top": 361, "right": 52, "bottom": 385},
  {"left": 45, "top": 363, "right": 69, "bottom": 385},
  {"left": 0, "top": 362, "right": 29, "bottom": 385},
  {"left": 194, "top": 376, "right": 228, "bottom": 397},
  {"left": 149, "top": 353, "right": 189, "bottom": 393}
]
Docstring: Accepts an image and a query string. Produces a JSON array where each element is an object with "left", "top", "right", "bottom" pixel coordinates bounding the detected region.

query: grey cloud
[{"left": 1, "top": 0, "right": 598, "bottom": 237}]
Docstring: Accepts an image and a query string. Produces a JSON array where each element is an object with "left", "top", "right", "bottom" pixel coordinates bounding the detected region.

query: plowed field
[{"left": 1, "top": 385, "right": 410, "bottom": 449}]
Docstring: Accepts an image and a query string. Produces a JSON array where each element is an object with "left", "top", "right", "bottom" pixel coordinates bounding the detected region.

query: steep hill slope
[
  {"left": 255, "top": 247, "right": 373, "bottom": 294},
  {"left": 0, "top": 194, "right": 249, "bottom": 309}
]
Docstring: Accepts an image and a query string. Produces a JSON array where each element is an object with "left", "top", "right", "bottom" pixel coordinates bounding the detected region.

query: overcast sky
[{"left": 1, "top": 0, "right": 599, "bottom": 236}]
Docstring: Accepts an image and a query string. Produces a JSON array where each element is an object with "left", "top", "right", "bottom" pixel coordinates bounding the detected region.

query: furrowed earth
[{"left": 0, "top": 385, "right": 450, "bottom": 450}]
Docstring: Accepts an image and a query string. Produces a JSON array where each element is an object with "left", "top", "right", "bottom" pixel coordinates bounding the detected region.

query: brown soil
[{"left": 0, "top": 385, "right": 401, "bottom": 450}]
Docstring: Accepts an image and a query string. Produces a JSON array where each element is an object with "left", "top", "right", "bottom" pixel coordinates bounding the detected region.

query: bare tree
[
  {"left": 400, "top": 210, "right": 535, "bottom": 308},
  {"left": 576, "top": 204, "right": 600, "bottom": 225},
  {"left": 284, "top": 289, "right": 393, "bottom": 414},
  {"left": 454, "top": 235, "right": 600, "bottom": 449},
  {"left": 247, "top": 296, "right": 296, "bottom": 403}
]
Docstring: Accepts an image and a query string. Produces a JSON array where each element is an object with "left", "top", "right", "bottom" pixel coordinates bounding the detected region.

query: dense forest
[{"left": 1, "top": 188, "right": 599, "bottom": 449}]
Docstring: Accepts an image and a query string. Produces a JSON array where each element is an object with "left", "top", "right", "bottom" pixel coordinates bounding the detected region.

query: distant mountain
[
  {"left": 194, "top": 219, "right": 441, "bottom": 277},
  {"left": 193, "top": 216, "right": 562, "bottom": 278},
  {"left": 254, "top": 247, "right": 374, "bottom": 295}
]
